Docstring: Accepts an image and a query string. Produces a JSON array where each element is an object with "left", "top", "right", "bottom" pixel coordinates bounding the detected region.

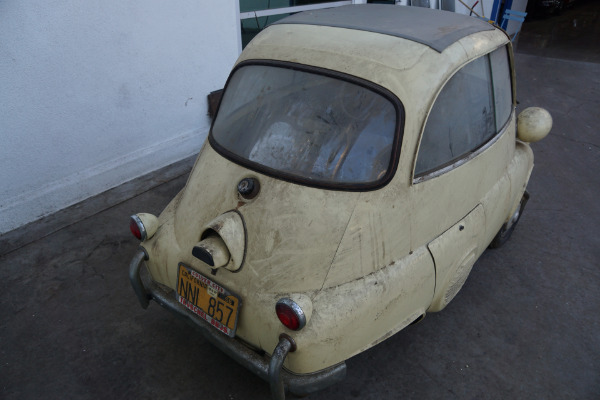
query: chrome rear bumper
[{"left": 129, "top": 249, "right": 346, "bottom": 399}]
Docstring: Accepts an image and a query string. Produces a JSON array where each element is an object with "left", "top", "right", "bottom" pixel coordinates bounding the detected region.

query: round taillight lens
[
  {"left": 275, "top": 298, "right": 306, "bottom": 331},
  {"left": 129, "top": 215, "right": 146, "bottom": 241}
]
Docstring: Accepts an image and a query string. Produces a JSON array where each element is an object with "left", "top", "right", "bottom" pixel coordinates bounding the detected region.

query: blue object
[
  {"left": 490, "top": 0, "right": 502, "bottom": 23},
  {"left": 501, "top": 8, "right": 527, "bottom": 41}
]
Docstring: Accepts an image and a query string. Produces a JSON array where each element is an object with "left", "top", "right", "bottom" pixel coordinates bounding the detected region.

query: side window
[
  {"left": 490, "top": 46, "right": 513, "bottom": 131},
  {"left": 415, "top": 46, "right": 514, "bottom": 177}
]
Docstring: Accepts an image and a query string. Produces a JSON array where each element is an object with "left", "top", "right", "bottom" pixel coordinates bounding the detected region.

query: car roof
[{"left": 272, "top": 4, "right": 496, "bottom": 53}]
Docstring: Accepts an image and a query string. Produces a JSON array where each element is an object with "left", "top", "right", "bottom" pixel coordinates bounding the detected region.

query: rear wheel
[{"left": 489, "top": 191, "right": 530, "bottom": 249}]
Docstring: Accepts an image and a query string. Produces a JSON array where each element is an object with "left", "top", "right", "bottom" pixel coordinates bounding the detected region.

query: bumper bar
[{"left": 129, "top": 250, "right": 346, "bottom": 399}]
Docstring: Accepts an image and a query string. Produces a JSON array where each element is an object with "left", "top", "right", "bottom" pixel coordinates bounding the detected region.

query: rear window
[{"left": 210, "top": 64, "right": 400, "bottom": 188}]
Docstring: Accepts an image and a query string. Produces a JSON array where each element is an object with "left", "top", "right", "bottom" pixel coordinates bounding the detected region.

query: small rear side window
[
  {"left": 415, "top": 46, "right": 513, "bottom": 177},
  {"left": 490, "top": 46, "right": 513, "bottom": 131}
]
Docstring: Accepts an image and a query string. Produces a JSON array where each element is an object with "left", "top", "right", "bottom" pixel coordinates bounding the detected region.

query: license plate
[{"left": 176, "top": 263, "right": 241, "bottom": 337}]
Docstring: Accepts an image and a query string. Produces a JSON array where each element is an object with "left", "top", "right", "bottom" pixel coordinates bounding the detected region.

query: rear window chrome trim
[
  {"left": 412, "top": 118, "right": 510, "bottom": 185},
  {"left": 208, "top": 60, "right": 405, "bottom": 192}
]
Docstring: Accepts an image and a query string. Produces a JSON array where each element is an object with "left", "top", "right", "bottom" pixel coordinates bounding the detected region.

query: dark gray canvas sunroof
[{"left": 272, "top": 4, "right": 496, "bottom": 53}]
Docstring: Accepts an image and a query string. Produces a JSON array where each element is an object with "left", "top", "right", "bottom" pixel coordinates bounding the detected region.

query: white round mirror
[{"left": 517, "top": 107, "right": 552, "bottom": 143}]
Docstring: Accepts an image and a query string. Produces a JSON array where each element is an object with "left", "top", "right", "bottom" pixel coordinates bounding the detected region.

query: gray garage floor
[{"left": 1, "top": 3, "right": 599, "bottom": 399}]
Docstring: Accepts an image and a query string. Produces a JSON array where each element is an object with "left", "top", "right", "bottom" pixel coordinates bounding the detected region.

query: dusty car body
[{"left": 128, "top": 5, "right": 551, "bottom": 399}]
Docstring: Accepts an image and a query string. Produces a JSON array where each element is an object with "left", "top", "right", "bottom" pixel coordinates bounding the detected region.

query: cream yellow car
[{"left": 128, "top": 5, "right": 552, "bottom": 399}]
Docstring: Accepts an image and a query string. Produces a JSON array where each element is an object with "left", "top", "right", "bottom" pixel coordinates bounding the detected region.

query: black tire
[{"left": 489, "top": 191, "right": 530, "bottom": 249}]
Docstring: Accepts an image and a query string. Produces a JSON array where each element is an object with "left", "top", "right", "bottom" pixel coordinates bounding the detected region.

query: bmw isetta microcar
[{"left": 128, "top": 5, "right": 551, "bottom": 399}]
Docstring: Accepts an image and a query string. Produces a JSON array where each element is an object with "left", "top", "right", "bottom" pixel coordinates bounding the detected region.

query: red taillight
[
  {"left": 276, "top": 298, "right": 306, "bottom": 331},
  {"left": 129, "top": 215, "right": 146, "bottom": 241}
]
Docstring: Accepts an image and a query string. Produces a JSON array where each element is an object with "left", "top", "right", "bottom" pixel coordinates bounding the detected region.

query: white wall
[{"left": 0, "top": 0, "right": 241, "bottom": 234}]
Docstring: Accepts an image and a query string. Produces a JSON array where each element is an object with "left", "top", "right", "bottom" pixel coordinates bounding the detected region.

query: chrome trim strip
[{"left": 413, "top": 126, "right": 506, "bottom": 184}]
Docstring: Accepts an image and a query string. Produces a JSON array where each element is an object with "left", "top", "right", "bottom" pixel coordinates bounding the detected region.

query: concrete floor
[{"left": 1, "top": 3, "right": 599, "bottom": 399}]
